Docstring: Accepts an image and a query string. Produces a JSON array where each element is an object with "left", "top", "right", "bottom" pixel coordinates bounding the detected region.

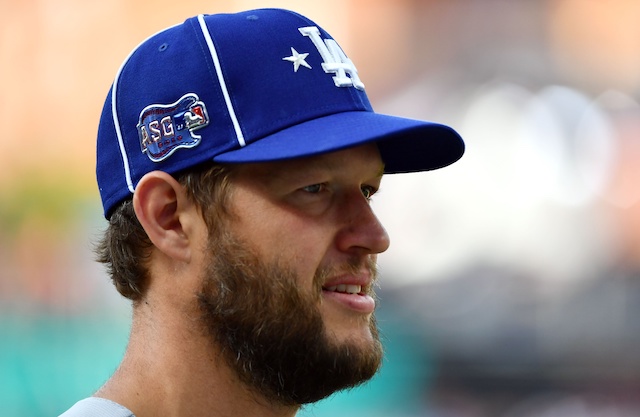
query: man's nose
[{"left": 334, "top": 191, "right": 391, "bottom": 255}]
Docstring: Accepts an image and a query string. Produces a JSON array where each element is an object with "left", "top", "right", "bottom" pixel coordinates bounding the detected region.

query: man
[{"left": 60, "top": 8, "right": 464, "bottom": 417}]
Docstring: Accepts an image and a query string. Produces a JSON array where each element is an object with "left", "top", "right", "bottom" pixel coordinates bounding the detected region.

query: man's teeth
[{"left": 324, "top": 284, "right": 362, "bottom": 294}]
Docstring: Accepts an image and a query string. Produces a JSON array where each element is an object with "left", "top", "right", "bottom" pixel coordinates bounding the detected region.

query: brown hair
[{"left": 95, "top": 163, "right": 235, "bottom": 301}]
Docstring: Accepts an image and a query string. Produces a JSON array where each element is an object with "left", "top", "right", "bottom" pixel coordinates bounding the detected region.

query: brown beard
[{"left": 197, "top": 230, "right": 383, "bottom": 406}]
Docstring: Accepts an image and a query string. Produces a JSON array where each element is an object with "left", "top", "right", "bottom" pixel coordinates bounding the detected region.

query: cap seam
[{"left": 196, "top": 14, "right": 246, "bottom": 148}]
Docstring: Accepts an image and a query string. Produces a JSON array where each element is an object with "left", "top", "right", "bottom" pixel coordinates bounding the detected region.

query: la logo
[{"left": 299, "top": 26, "right": 365, "bottom": 91}]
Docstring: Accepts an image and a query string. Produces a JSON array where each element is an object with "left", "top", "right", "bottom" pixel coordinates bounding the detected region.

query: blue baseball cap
[{"left": 97, "top": 8, "right": 464, "bottom": 218}]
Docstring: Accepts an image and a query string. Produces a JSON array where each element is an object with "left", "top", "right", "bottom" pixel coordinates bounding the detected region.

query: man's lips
[
  {"left": 321, "top": 274, "right": 375, "bottom": 313},
  {"left": 322, "top": 272, "right": 372, "bottom": 292}
]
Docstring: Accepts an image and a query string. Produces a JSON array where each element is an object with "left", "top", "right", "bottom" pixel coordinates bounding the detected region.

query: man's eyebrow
[
  {"left": 255, "top": 152, "right": 385, "bottom": 185},
  {"left": 314, "top": 155, "right": 385, "bottom": 178}
]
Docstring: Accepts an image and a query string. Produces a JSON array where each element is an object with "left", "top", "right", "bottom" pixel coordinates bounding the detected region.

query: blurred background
[{"left": 2, "top": 0, "right": 640, "bottom": 416}]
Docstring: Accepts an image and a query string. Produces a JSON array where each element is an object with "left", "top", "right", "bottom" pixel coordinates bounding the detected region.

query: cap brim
[{"left": 213, "top": 111, "right": 464, "bottom": 173}]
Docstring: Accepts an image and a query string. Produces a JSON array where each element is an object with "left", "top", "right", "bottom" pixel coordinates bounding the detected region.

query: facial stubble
[{"left": 197, "top": 231, "right": 383, "bottom": 406}]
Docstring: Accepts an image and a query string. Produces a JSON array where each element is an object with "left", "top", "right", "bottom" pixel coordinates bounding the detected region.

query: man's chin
[
  {"left": 320, "top": 306, "right": 377, "bottom": 344},
  {"left": 323, "top": 322, "right": 378, "bottom": 352}
]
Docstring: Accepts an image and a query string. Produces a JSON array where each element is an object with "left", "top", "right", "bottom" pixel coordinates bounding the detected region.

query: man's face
[{"left": 197, "top": 143, "right": 390, "bottom": 405}]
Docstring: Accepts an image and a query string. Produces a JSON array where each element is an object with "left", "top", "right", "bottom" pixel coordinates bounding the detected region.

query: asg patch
[{"left": 137, "top": 93, "right": 209, "bottom": 162}]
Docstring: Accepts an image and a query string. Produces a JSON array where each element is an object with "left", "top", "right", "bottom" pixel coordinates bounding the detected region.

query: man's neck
[{"left": 95, "top": 302, "right": 299, "bottom": 417}]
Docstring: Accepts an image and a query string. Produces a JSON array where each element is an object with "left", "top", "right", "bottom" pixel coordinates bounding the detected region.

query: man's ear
[{"left": 133, "top": 171, "right": 196, "bottom": 263}]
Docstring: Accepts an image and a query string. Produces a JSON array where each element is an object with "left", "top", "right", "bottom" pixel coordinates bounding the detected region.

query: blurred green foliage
[{"left": 0, "top": 170, "right": 97, "bottom": 238}]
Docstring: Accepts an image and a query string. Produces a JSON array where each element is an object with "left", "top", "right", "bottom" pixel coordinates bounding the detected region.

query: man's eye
[
  {"left": 302, "top": 184, "right": 325, "bottom": 194},
  {"left": 361, "top": 185, "right": 377, "bottom": 200}
]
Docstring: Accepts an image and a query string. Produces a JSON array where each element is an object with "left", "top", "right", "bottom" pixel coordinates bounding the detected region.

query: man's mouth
[
  {"left": 320, "top": 282, "right": 374, "bottom": 314},
  {"left": 323, "top": 284, "right": 363, "bottom": 295}
]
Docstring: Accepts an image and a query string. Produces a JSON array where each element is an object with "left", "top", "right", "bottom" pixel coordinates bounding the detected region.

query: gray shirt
[{"left": 59, "top": 397, "right": 135, "bottom": 417}]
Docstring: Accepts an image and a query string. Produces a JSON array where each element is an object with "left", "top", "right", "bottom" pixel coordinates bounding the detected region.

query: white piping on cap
[
  {"left": 111, "top": 16, "right": 246, "bottom": 196},
  {"left": 197, "top": 14, "right": 245, "bottom": 147},
  {"left": 111, "top": 24, "right": 180, "bottom": 194}
]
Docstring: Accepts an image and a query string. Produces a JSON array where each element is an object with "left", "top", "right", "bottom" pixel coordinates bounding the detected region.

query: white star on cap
[{"left": 283, "top": 47, "right": 312, "bottom": 72}]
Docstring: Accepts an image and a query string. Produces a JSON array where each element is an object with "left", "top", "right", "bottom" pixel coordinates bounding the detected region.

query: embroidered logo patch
[
  {"left": 284, "top": 26, "right": 364, "bottom": 90},
  {"left": 137, "top": 93, "right": 209, "bottom": 162}
]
